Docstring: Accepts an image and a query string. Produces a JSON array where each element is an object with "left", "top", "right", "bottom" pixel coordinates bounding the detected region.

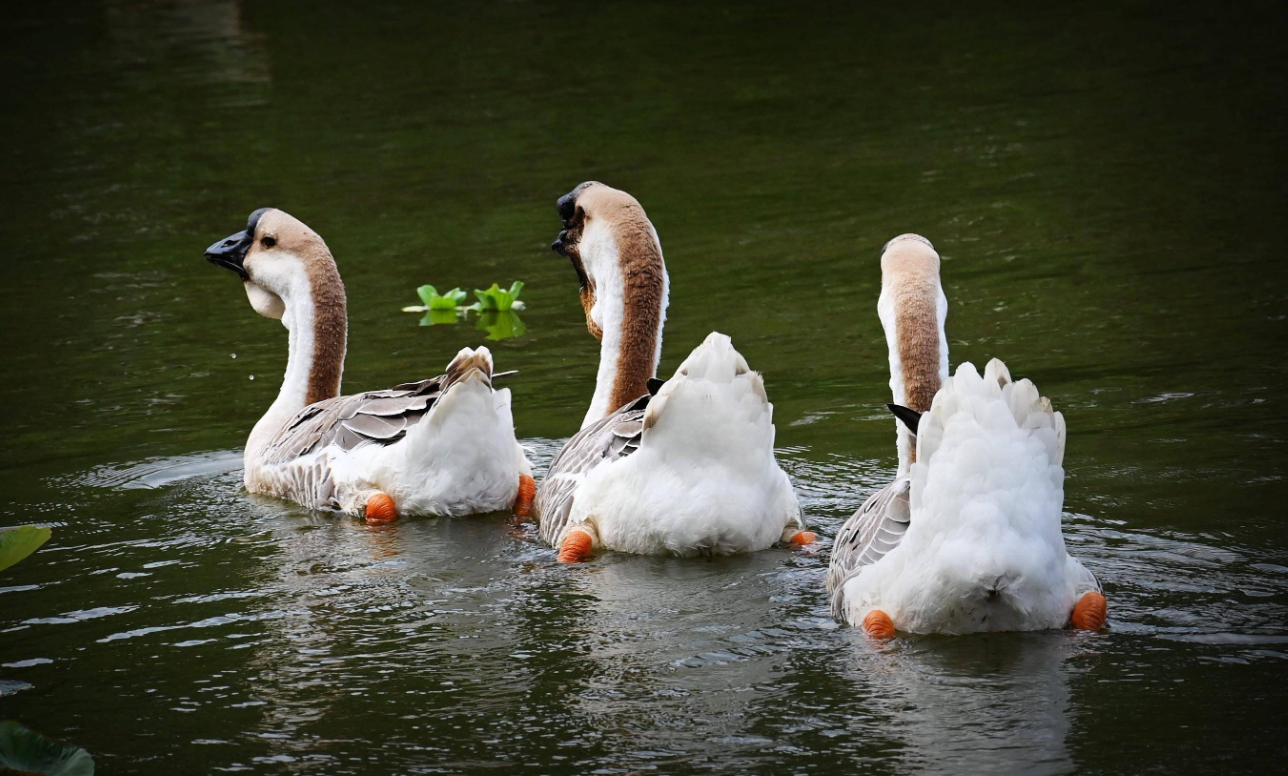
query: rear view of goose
[
  {"left": 827, "top": 235, "right": 1106, "bottom": 636},
  {"left": 204, "top": 208, "right": 533, "bottom": 522},
  {"left": 533, "top": 182, "right": 812, "bottom": 561}
]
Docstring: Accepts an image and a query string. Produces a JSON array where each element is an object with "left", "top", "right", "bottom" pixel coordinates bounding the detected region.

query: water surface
[{"left": 2, "top": 1, "right": 1286, "bottom": 773}]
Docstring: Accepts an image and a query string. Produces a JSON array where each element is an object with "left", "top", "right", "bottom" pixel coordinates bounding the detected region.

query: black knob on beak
[{"left": 557, "top": 192, "right": 577, "bottom": 226}]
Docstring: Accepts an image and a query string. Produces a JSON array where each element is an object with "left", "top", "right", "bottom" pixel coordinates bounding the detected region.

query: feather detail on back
[
  {"left": 826, "top": 476, "right": 911, "bottom": 599},
  {"left": 261, "top": 347, "right": 498, "bottom": 467}
]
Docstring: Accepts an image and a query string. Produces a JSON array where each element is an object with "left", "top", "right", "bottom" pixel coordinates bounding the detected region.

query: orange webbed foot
[
  {"left": 557, "top": 528, "right": 595, "bottom": 563},
  {"left": 788, "top": 531, "right": 817, "bottom": 546},
  {"left": 863, "top": 609, "right": 896, "bottom": 640},
  {"left": 513, "top": 474, "right": 536, "bottom": 520},
  {"left": 1071, "top": 591, "right": 1107, "bottom": 630},
  {"left": 364, "top": 492, "right": 397, "bottom": 525}
]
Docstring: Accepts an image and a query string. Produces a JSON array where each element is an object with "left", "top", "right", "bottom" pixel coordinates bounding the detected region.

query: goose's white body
[
  {"left": 546, "top": 333, "right": 803, "bottom": 556},
  {"left": 246, "top": 349, "right": 530, "bottom": 517},
  {"left": 833, "top": 359, "right": 1100, "bottom": 633}
]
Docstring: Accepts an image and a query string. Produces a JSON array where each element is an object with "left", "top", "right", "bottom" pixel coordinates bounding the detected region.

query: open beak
[{"left": 205, "top": 229, "right": 252, "bottom": 281}]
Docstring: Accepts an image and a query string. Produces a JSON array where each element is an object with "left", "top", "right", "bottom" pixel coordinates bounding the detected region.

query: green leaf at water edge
[
  {"left": 416, "top": 284, "right": 439, "bottom": 307},
  {"left": 0, "top": 525, "right": 51, "bottom": 573},
  {"left": 0, "top": 720, "right": 94, "bottom": 775},
  {"left": 435, "top": 287, "right": 469, "bottom": 309},
  {"left": 473, "top": 281, "right": 524, "bottom": 312}
]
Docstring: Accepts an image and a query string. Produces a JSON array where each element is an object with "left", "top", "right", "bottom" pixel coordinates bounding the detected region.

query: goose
[
  {"left": 533, "top": 182, "right": 812, "bottom": 561},
  {"left": 826, "top": 234, "right": 1106, "bottom": 636},
  {"left": 203, "top": 208, "right": 534, "bottom": 523}
]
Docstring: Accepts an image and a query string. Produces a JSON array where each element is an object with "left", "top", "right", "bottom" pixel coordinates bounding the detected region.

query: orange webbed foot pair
[{"left": 862, "top": 593, "right": 1108, "bottom": 640}]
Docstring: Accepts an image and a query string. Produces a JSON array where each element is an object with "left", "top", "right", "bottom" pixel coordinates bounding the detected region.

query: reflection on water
[
  {"left": 1, "top": 0, "right": 1286, "bottom": 773},
  {"left": 857, "top": 635, "right": 1079, "bottom": 776}
]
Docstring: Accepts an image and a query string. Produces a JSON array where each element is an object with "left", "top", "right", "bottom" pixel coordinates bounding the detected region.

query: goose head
[
  {"left": 205, "top": 208, "right": 341, "bottom": 321},
  {"left": 550, "top": 181, "right": 665, "bottom": 341},
  {"left": 880, "top": 233, "right": 940, "bottom": 287}
]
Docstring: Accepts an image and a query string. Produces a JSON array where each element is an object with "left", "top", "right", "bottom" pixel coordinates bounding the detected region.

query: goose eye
[{"left": 261, "top": 236, "right": 276, "bottom": 249}]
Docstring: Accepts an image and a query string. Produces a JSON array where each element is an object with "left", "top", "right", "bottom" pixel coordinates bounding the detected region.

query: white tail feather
[{"left": 917, "top": 360, "right": 1064, "bottom": 473}]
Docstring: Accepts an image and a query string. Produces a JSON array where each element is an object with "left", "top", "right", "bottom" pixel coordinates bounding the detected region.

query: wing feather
[
  {"left": 534, "top": 392, "right": 651, "bottom": 545},
  {"left": 826, "top": 476, "right": 911, "bottom": 604},
  {"left": 260, "top": 375, "right": 448, "bottom": 466}
]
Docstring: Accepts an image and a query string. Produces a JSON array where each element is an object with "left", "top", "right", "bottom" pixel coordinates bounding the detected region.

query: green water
[{"left": 2, "top": 1, "right": 1286, "bottom": 773}]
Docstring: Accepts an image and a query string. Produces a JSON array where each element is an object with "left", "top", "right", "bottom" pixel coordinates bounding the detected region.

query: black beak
[
  {"left": 205, "top": 229, "right": 252, "bottom": 280},
  {"left": 551, "top": 229, "right": 570, "bottom": 257}
]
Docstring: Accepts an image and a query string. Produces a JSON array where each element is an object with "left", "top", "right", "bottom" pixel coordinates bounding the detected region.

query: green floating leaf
[
  {"left": 0, "top": 526, "right": 51, "bottom": 573},
  {"left": 414, "top": 285, "right": 470, "bottom": 311},
  {"left": 0, "top": 720, "right": 95, "bottom": 776},
  {"left": 428, "top": 287, "right": 466, "bottom": 310},
  {"left": 419, "top": 309, "right": 460, "bottom": 327},
  {"left": 476, "top": 310, "right": 526, "bottom": 341},
  {"left": 474, "top": 281, "right": 524, "bottom": 312}
]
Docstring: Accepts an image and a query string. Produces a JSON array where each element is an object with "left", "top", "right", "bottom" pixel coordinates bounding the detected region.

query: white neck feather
[
  {"left": 584, "top": 267, "right": 627, "bottom": 427},
  {"left": 245, "top": 271, "right": 325, "bottom": 462},
  {"left": 580, "top": 229, "right": 669, "bottom": 429}
]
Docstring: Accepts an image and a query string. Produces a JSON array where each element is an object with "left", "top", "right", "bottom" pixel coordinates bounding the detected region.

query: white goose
[
  {"left": 204, "top": 208, "right": 533, "bottom": 523},
  {"left": 827, "top": 234, "right": 1106, "bottom": 636},
  {"left": 533, "top": 182, "right": 811, "bottom": 561}
]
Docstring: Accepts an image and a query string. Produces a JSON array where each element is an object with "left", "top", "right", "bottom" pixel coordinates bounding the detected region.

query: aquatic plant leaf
[
  {"left": 474, "top": 282, "right": 524, "bottom": 311},
  {"left": 0, "top": 720, "right": 95, "bottom": 775},
  {"left": 0, "top": 525, "right": 50, "bottom": 573},
  {"left": 416, "top": 286, "right": 469, "bottom": 310},
  {"left": 430, "top": 288, "right": 465, "bottom": 309}
]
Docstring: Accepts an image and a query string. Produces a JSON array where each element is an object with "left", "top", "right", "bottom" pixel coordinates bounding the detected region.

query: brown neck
[
  {"left": 894, "top": 278, "right": 941, "bottom": 464},
  {"left": 306, "top": 262, "right": 347, "bottom": 405},
  {"left": 607, "top": 222, "right": 665, "bottom": 413}
]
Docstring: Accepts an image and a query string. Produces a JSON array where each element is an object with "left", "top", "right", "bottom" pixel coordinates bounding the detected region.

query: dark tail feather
[{"left": 887, "top": 403, "right": 921, "bottom": 435}]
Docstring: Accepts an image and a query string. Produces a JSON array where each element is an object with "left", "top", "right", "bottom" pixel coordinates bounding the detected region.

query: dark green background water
[{"left": 2, "top": 1, "right": 1286, "bottom": 773}]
